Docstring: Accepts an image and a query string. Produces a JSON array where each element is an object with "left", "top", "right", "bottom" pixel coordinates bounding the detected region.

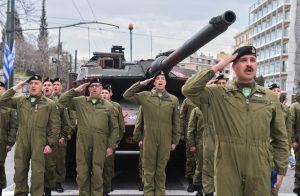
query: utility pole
[
  {"left": 6, "top": 0, "right": 15, "bottom": 88},
  {"left": 128, "top": 23, "right": 133, "bottom": 62},
  {"left": 74, "top": 50, "right": 77, "bottom": 74},
  {"left": 56, "top": 26, "right": 61, "bottom": 78},
  {"left": 69, "top": 54, "right": 72, "bottom": 72}
]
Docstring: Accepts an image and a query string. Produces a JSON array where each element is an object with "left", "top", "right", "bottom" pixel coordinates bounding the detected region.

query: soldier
[
  {"left": 202, "top": 74, "right": 228, "bottom": 196},
  {"left": 58, "top": 78, "right": 119, "bottom": 196},
  {"left": 179, "top": 98, "right": 196, "bottom": 192},
  {"left": 101, "top": 84, "right": 125, "bottom": 196},
  {"left": 187, "top": 107, "right": 205, "bottom": 196},
  {"left": 52, "top": 77, "right": 75, "bottom": 193},
  {"left": 132, "top": 107, "right": 144, "bottom": 192},
  {"left": 290, "top": 90, "right": 300, "bottom": 195},
  {"left": 0, "top": 81, "right": 18, "bottom": 196},
  {"left": 42, "top": 77, "right": 57, "bottom": 196},
  {"left": 0, "top": 74, "right": 60, "bottom": 196},
  {"left": 268, "top": 83, "right": 292, "bottom": 196},
  {"left": 123, "top": 71, "right": 180, "bottom": 196},
  {"left": 182, "top": 46, "right": 289, "bottom": 195}
]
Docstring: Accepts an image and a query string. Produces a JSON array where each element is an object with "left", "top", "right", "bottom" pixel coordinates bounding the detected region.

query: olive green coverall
[
  {"left": 123, "top": 82, "right": 180, "bottom": 196},
  {"left": 132, "top": 107, "right": 144, "bottom": 181},
  {"left": 290, "top": 91, "right": 300, "bottom": 194},
  {"left": 180, "top": 98, "right": 196, "bottom": 181},
  {"left": 0, "top": 89, "right": 60, "bottom": 196},
  {"left": 199, "top": 102, "right": 216, "bottom": 194},
  {"left": 182, "top": 69, "right": 289, "bottom": 196},
  {"left": 103, "top": 101, "right": 125, "bottom": 193},
  {"left": 187, "top": 107, "right": 205, "bottom": 187},
  {"left": 44, "top": 95, "right": 73, "bottom": 190},
  {"left": 0, "top": 107, "right": 17, "bottom": 189},
  {"left": 271, "top": 103, "right": 291, "bottom": 196},
  {"left": 59, "top": 89, "right": 119, "bottom": 196}
]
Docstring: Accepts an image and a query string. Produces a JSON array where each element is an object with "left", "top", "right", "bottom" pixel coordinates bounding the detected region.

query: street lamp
[{"left": 128, "top": 23, "right": 134, "bottom": 62}]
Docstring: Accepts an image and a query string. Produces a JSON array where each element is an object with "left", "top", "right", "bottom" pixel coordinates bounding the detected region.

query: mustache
[{"left": 244, "top": 65, "right": 254, "bottom": 72}]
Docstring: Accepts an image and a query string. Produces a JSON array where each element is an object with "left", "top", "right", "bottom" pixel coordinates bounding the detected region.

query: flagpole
[{"left": 5, "top": 0, "right": 15, "bottom": 88}]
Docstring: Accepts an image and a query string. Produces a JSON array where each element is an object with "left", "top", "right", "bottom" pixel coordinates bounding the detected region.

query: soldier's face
[
  {"left": 0, "top": 87, "right": 6, "bottom": 95},
  {"left": 43, "top": 81, "right": 54, "bottom": 97},
  {"left": 272, "top": 87, "right": 281, "bottom": 98},
  {"left": 53, "top": 82, "right": 63, "bottom": 95},
  {"left": 29, "top": 80, "right": 43, "bottom": 96},
  {"left": 88, "top": 83, "right": 102, "bottom": 98},
  {"left": 101, "top": 89, "right": 111, "bottom": 100},
  {"left": 216, "top": 79, "right": 227, "bottom": 86},
  {"left": 232, "top": 55, "right": 257, "bottom": 84},
  {"left": 154, "top": 75, "right": 167, "bottom": 91}
]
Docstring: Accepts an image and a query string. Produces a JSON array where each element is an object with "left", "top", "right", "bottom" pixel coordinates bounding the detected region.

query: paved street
[{"left": 2, "top": 146, "right": 297, "bottom": 196}]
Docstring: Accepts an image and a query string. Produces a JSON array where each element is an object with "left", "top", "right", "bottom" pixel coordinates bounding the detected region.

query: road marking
[{"left": 1, "top": 190, "right": 298, "bottom": 196}]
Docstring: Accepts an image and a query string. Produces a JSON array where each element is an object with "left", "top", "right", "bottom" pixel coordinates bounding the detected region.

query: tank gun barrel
[{"left": 147, "top": 10, "right": 236, "bottom": 77}]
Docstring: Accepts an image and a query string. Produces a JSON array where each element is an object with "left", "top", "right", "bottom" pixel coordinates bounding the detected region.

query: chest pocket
[
  {"left": 35, "top": 105, "right": 50, "bottom": 128},
  {"left": 92, "top": 105, "right": 110, "bottom": 129},
  {"left": 223, "top": 92, "right": 246, "bottom": 112},
  {"left": 248, "top": 98, "right": 273, "bottom": 112}
]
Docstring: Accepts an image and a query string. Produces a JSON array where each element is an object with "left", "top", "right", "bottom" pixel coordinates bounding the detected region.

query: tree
[{"left": 36, "top": 0, "right": 49, "bottom": 76}]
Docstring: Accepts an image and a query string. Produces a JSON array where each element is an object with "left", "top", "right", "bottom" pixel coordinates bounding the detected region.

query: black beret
[
  {"left": 52, "top": 77, "right": 62, "bottom": 83},
  {"left": 0, "top": 81, "right": 5, "bottom": 88},
  {"left": 232, "top": 46, "right": 256, "bottom": 63},
  {"left": 153, "top": 70, "right": 169, "bottom": 81},
  {"left": 103, "top": 84, "right": 112, "bottom": 91},
  {"left": 269, "top": 83, "right": 280, "bottom": 90},
  {"left": 88, "top": 77, "right": 102, "bottom": 87},
  {"left": 43, "top": 77, "right": 51, "bottom": 84},
  {"left": 27, "top": 74, "right": 42, "bottom": 83}
]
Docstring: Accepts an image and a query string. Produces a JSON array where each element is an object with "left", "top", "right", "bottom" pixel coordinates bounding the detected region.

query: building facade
[{"left": 248, "top": 0, "right": 298, "bottom": 103}]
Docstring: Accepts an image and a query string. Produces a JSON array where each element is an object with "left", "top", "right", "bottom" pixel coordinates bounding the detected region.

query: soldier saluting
[
  {"left": 123, "top": 71, "right": 180, "bottom": 196},
  {"left": 182, "top": 46, "right": 289, "bottom": 195},
  {"left": 0, "top": 74, "right": 60, "bottom": 196},
  {"left": 58, "top": 78, "right": 119, "bottom": 196}
]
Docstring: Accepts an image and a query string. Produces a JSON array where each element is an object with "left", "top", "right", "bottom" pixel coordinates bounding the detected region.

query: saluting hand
[
  {"left": 212, "top": 54, "right": 238, "bottom": 73},
  {"left": 43, "top": 145, "right": 52, "bottom": 154},
  {"left": 74, "top": 83, "right": 90, "bottom": 93},
  {"left": 140, "top": 77, "right": 154, "bottom": 86},
  {"left": 13, "top": 80, "right": 27, "bottom": 91}
]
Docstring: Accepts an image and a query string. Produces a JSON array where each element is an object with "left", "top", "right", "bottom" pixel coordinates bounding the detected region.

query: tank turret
[{"left": 147, "top": 10, "right": 236, "bottom": 77}]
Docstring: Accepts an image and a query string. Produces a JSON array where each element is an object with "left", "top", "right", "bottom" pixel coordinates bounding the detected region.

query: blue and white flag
[{"left": 3, "top": 41, "right": 15, "bottom": 85}]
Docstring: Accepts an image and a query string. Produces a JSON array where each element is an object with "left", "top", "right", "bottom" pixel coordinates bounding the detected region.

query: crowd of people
[{"left": 0, "top": 45, "right": 299, "bottom": 196}]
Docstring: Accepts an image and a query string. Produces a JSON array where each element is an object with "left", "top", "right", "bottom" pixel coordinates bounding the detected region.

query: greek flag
[{"left": 3, "top": 41, "right": 15, "bottom": 85}]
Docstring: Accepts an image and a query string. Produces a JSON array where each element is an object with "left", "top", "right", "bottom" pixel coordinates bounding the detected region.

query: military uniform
[
  {"left": 103, "top": 101, "right": 125, "bottom": 193},
  {"left": 182, "top": 69, "right": 289, "bottom": 196},
  {"left": 271, "top": 103, "right": 292, "bottom": 196},
  {"left": 59, "top": 89, "right": 119, "bottom": 196},
  {"left": 180, "top": 98, "right": 197, "bottom": 190},
  {"left": 123, "top": 82, "right": 180, "bottom": 196},
  {"left": 51, "top": 95, "right": 73, "bottom": 191},
  {"left": 132, "top": 107, "right": 144, "bottom": 190},
  {"left": 199, "top": 102, "right": 216, "bottom": 195},
  {"left": 0, "top": 88, "right": 60, "bottom": 196},
  {"left": 290, "top": 92, "right": 300, "bottom": 194},
  {"left": 186, "top": 107, "right": 205, "bottom": 194},
  {"left": 0, "top": 107, "right": 17, "bottom": 191}
]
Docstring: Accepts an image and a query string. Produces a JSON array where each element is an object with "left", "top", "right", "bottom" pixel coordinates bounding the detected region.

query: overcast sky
[{"left": 19, "top": 0, "right": 256, "bottom": 61}]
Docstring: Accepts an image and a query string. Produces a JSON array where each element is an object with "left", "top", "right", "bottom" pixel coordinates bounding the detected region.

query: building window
[
  {"left": 275, "top": 62, "right": 280, "bottom": 72},
  {"left": 282, "top": 61, "right": 288, "bottom": 72},
  {"left": 281, "top": 79, "right": 286, "bottom": 91}
]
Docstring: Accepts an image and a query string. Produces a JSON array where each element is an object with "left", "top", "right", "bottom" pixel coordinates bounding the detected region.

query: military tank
[{"left": 66, "top": 10, "right": 236, "bottom": 178}]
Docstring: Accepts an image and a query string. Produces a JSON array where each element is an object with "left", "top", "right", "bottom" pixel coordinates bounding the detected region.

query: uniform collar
[
  {"left": 87, "top": 96, "right": 104, "bottom": 104},
  {"left": 151, "top": 90, "right": 170, "bottom": 98},
  {"left": 225, "top": 81, "right": 266, "bottom": 95}
]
